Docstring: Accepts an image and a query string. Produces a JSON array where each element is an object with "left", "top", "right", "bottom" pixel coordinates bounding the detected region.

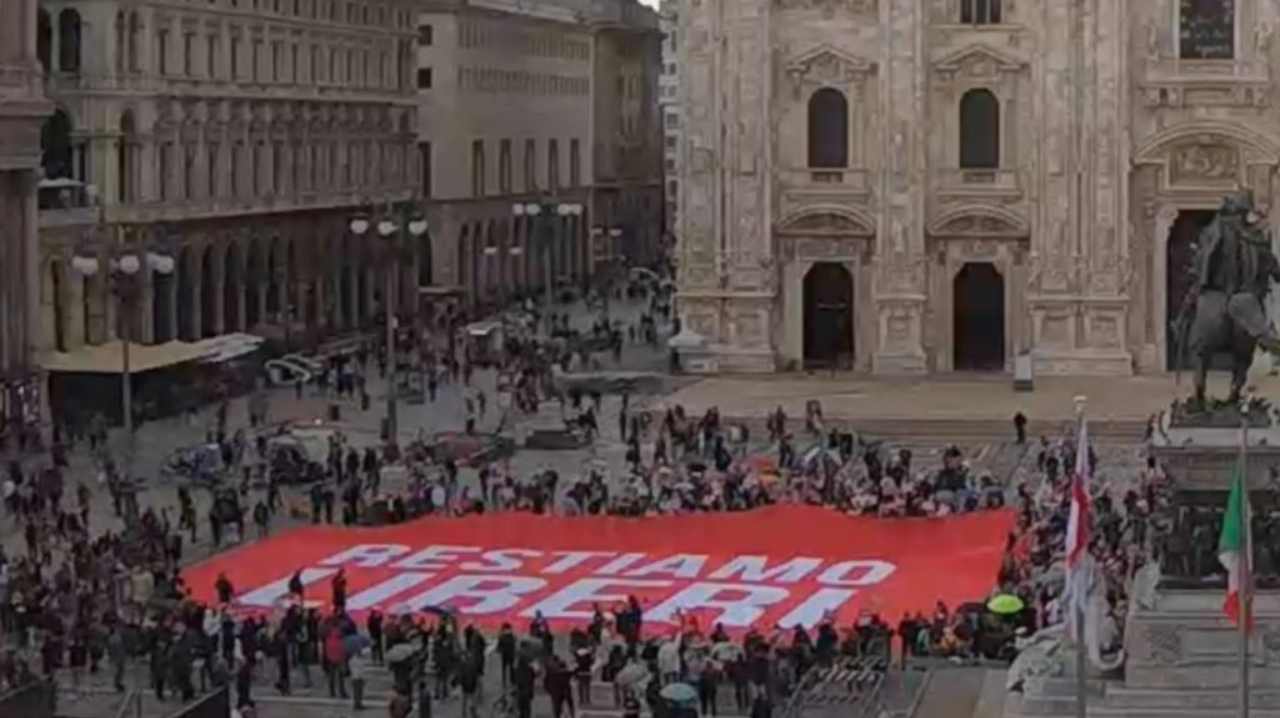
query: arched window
[
  {"left": 1179, "top": 0, "right": 1235, "bottom": 59},
  {"left": 959, "top": 88, "right": 1000, "bottom": 169},
  {"left": 128, "top": 13, "right": 142, "bottom": 72},
  {"left": 118, "top": 111, "right": 136, "bottom": 203},
  {"left": 41, "top": 109, "right": 73, "bottom": 179},
  {"left": 960, "top": 0, "right": 1001, "bottom": 25},
  {"left": 807, "top": 88, "right": 849, "bottom": 169},
  {"left": 37, "top": 9, "right": 51, "bottom": 71},
  {"left": 58, "top": 9, "right": 82, "bottom": 72},
  {"left": 115, "top": 12, "right": 126, "bottom": 73}
]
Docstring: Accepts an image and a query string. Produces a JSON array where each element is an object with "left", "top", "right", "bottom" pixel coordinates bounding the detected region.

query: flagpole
[
  {"left": 1239, "top": 398, "right": 1252, "bottom": 718},
  {"left": 1074, "top": 395, "right": 1087, "bottom": 718}
]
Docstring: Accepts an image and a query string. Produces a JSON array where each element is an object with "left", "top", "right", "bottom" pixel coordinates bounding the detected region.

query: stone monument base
[
  {"left": 1151, "top": 416, "right": 1280, "bottom": 493},
  {"left": 1009, "top": 588, "right": 1280, "bottom": 718}
]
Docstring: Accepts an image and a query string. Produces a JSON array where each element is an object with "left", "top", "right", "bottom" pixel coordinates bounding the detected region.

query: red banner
[{"left": 183, "top": 506, "right": 1013, "bottom": 633}]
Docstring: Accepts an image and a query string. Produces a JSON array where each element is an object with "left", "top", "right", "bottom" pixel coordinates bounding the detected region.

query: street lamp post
[
  {"left": 513, "top": 200, "right": 582, "bottom": 335},
  {"left": 350, "top": 204, "right": 428, "bottom": 446},
  {"left": 72, "top": 226, "right": 175, "bottom": 469}
]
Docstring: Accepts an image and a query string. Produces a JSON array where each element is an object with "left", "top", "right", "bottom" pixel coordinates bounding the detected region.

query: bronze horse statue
[{"left": 1173, "top": 192, "right": 1280, "bottom": 411}]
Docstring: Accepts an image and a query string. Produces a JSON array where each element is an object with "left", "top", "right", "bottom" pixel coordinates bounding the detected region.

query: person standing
[
  {"left": 544, "top": 654, "right": 575, "bottom": 718},
  {"left": 108, "top": 623, "right": 128, "bottom": 693},
  {"left": 513, "top": 655, "right": 536, "bottom": 718},
  {"left": 497, "top": 623, "right": 516, "bottom": 689},
  {"left": 1013, "top": 412, "right": 1028, "bottom": 445},
  {"left": 331, "top": 569, "right": 348, "bottom": 613},
  {"left": 368, "top": 609, "right": 384, "bottom": 664}
]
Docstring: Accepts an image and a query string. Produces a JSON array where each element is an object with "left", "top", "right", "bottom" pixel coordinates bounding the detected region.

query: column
[
  {"left": 67, "top": 269, "right": 86, "bottom": 349},
  {"left": 332, "top": 264, "right": 346, "bottom": 330},
  {"left": 254, "top": 283, "right": 268, "bottom": 329},
  {"left": 189, "top": 269, "right": 203, "bottom": 341},
  {"left": 364, "top": 265, "right": 378, "bottom": 322},
  {"left": 140, "top": 271, "right": 156, "bottom": 344},
  {"left": 165, "top": 271, "right": 179, "bottom": 342}
]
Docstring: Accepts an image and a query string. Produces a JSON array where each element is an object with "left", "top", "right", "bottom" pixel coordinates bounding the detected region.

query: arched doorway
[
  {"left": 152, "top": 268, "right": 174, "bottom": 343},
  {"left": 802, "top": 262, "right": 854, "bottom": 369},
  {"left": 57, "top": 9, "right": 81, "bottom": 72},
  {"left": 244, "top": 239, "right": 262, "bottom": 328},
  {"left": 418, "top": 229, "right": 432, "bottom": 288},
  {"left": 176, "top": 248, "right": 194, "bottom": 340},
  {"left": 341, "top": 237, "right": 356, "bottom": 326},
  {"left": 50, "top": 261, "right": 66, "bottom": 351},
  {"left": 201, "top": 246, "right": 217, "bottom": 337},
  {"left": 953, "top": 262, "right": 1006, "bottom": 371},
  {"left": 1166, "top": 209, "right": 1220, "bottom": 370},
  {"left": 37, "top": 8, "right": 51, "bottom": 71},
  {"left": 266, "top": 238, "right": 281, "bottom": 317},
  {"left": 41, "top": 109, "right": 74, "bottom": 180},
  {"left": 223, "top": 243, "right": 241, "bottom": 333}
]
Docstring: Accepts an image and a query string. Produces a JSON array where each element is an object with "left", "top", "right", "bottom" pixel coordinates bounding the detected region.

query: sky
[{"left": 638, "top": 0, "right": 658, "bottom": 6}]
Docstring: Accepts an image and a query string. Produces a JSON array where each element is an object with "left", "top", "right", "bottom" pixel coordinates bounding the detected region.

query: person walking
[
  {"left": 545, "top": 654, "right": 575, "bottom": 718},
  {"left": 513, "top": 655, "right": 536, "bottom": 718},
  {"left": 497, "top": 623, "right": 516, "bottom": 689}
]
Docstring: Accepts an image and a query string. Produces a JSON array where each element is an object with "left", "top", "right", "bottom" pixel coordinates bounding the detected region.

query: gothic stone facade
[{"left": 676, "top": 0, "right": 1280, "bottom": 376}]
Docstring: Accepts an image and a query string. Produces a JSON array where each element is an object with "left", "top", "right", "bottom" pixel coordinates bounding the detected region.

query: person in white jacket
[
  {"left": 657, "top": 631, "right": 682, "bottom": 685},
  {"left": 349, "top": 646, "right": 374, "bottom": 710}
]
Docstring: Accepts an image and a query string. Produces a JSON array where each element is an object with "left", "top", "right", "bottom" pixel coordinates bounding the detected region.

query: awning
[
  {"left": 465, "top": 321, "right": 502, "bottom": 336},
  {"left": 418, "top": 285, "right": 465, "bottom": 297},
  {"left": 39, "top": 333, "right": 265, "bottom": 374}
]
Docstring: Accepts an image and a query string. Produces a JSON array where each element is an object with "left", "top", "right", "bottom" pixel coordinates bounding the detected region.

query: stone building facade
[
  {"left": 677, "top": 0, "right": 1280, "bottom": 376},
  {"left": 659, "top": 0, "right": 681, "bottom": 236},
  {"left": 413, "top": 0, "right": 663, "bottom": 309},
  {"left": 36, "top": 0, "right": 420, "bottom": 356},
  {"left": 1, "top": 0, "right": 53, "bottom": 437}
]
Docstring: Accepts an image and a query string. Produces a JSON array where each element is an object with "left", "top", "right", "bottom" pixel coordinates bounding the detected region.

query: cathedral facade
[{"left": 675, "top": 0, "right": 1280, "bottom": 376}]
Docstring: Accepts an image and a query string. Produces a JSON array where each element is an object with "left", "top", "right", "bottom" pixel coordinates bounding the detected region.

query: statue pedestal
[
  {"left": 1151, "top": 416, "right": 1280, "bottom": 494},
  {"left": 1009, "top": 419, "right": 1280, "bottom": 718},
  {"left": 1010, "top": 589, "right": 1280, "bottom": 718}
]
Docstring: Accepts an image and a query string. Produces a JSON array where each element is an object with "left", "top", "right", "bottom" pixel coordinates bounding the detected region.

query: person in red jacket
[{"left": 324, "top": 625, "right": 348, "bottom": 699}]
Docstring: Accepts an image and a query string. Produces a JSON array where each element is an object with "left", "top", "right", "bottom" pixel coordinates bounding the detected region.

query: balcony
[
  {"left": 37, "top": 178, "right": 98, "bottom": 229},
  {"left": 102, "top": 185, "right": 416, "bottom": 225},
  {"left": 935, "top": 167, "right": 1021, "bottom": 200},
  {"left": 45, "top": 70, "right": 414, "bottom": 104}
]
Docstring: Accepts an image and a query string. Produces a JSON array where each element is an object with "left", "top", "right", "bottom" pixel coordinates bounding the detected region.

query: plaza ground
[{"left": 5, "top": 292, "right": 1244, "bottom": 717}]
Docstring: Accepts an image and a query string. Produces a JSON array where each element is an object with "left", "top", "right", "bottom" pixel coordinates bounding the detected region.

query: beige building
[
  {"left": 677, "top": 0, "right": 1280, "bottom": 377},
  {"left": 414, "top": 0, "right": 663, "bottom": 309},
  {"left": 36, "top": 0, "right": 421, "bottom": 361},
  {"left": 1, "top": 0, "right": 53, "bottom": 440}
]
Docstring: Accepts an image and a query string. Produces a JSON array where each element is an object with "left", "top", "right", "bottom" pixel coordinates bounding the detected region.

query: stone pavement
[{"left": 663, "top": 363, "right": 1280, "bottom": 425}]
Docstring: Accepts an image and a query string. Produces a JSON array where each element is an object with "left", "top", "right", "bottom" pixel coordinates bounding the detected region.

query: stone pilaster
[{"left": 871, "top": 0, "right": 927, "bottom": 374}]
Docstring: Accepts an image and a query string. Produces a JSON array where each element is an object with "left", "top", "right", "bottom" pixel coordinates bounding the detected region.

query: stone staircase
[
  {"left": 707, "top": 417, "right": 1148, "bottom": 446},
  {"left": 909, "top": 667, "right": 988, "bottom": 718},
  {"left": 1008, "top": 675, "right": 1280, "bottom": 718}
]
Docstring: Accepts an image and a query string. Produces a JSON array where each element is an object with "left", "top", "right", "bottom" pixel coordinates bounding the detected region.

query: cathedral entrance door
[
  {"left": 1166, "top": 209, "right": 1225, "bottom": 370},
  {"left": 953, "top": 262, "right": 1006, "bottom": 371},
  {"left": 802, "top": 262, "right": 853, "bottom": 369}
]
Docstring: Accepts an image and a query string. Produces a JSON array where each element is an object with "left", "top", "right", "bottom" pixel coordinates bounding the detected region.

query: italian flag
[{"left": 1218, "top": 456, "right": 1252, "bottom": 629}]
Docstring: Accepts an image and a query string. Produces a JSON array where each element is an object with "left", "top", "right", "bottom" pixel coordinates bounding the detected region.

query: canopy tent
[{"left": 39, "top": 333, "right": 265, "bottom": 374}]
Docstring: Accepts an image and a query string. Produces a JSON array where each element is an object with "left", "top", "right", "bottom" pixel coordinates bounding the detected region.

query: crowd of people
[{"left": 0, "top": 264, "right": 1177, "bottom": 718}]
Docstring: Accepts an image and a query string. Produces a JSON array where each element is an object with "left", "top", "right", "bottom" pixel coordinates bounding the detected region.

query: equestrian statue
[{"left": 1173, "top": 191, "right": 1280, "bottom": 412}]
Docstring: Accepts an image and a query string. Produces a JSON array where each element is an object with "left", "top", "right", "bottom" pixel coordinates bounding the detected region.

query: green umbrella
[{"left": 987, "top": 594, "right": 1025, "bottom": 615}]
